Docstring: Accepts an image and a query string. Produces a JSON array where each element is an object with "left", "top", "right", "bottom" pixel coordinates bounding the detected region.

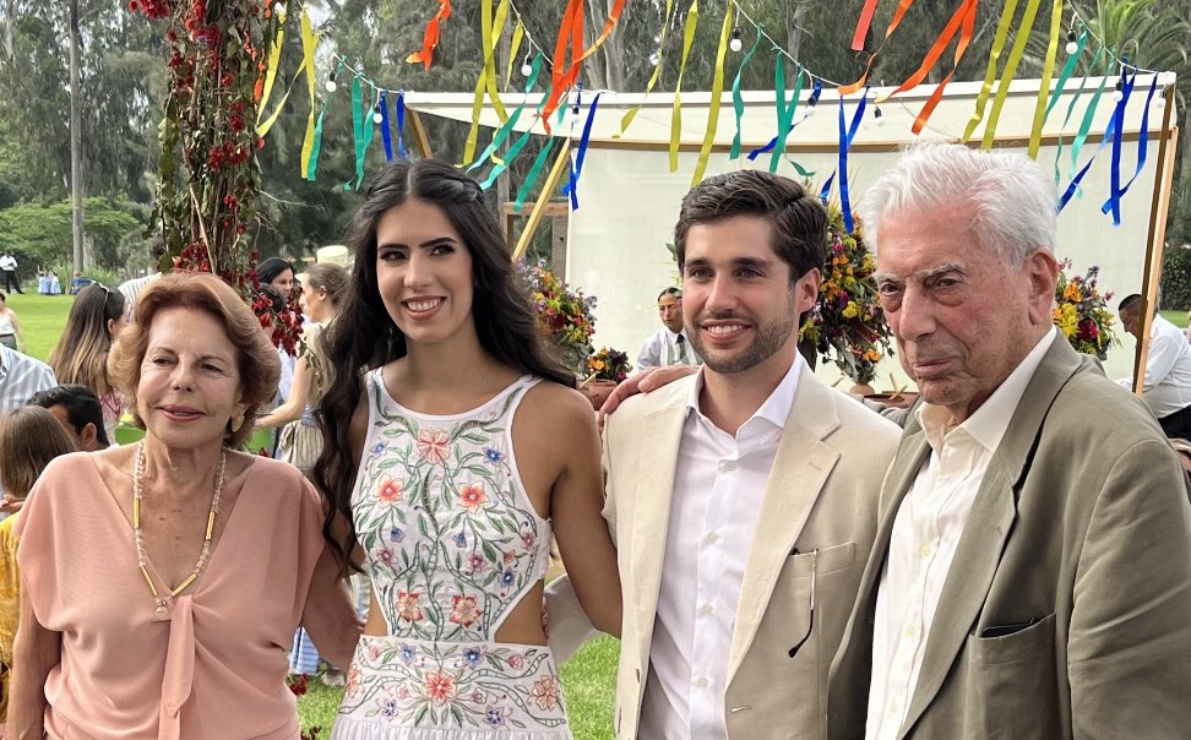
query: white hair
[{"left": 859, "top": 142, "right": 1057, "bottom": 265}]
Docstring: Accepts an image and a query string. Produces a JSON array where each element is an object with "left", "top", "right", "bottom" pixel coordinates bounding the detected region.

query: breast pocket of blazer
[
  {"left": 964, "top": 613, "right": 1060, "bottom": 740},
  {"left": 775, "top": 543, "right": 858, "bottom": 649}
]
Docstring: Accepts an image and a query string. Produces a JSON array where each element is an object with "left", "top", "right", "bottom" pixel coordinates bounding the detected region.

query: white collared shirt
[
  {"left": 0, "top": 344, "right": 56, "bottom": 412},
  {"left": 865, "top": 328, "right": 1057, "bottom": 740},
  {"left": 639, "top": 352, "right": 803, "bottom": 740},
  {"left": 637, "top": 327, "right": 702, "bottom": 370},
  {"left": 1115, "top": 314, "right": 1191, "bottom": 419}
]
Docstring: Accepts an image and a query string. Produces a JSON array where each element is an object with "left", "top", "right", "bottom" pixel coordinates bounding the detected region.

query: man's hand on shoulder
[{"left": 598, "top": 364, "right": 698, "bottom": 427}]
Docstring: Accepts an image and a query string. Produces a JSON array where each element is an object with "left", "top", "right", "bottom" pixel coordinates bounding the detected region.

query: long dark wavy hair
[{"left": 312, "top": 158, "right": 573, "bottom": 570}]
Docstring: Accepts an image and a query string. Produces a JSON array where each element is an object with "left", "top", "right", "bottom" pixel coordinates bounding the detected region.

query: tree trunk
[
  {"left": 3, "top": 0, "right": 14, "bottom": 61},
  {"left": 68, "top": 0, "right": 85, "bottom": 273},
  {"left": 599, "top": 0, "right": 626, "bottom": 92},
  {"left": 787, "top": 2, "right": 809, "bottom": 62}
]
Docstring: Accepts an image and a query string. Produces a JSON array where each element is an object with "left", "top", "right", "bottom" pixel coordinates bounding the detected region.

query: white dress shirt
[
  {"left": 1115, "top": 314, "right": 1191, "bottom": 419},
  {"left": 637, "top": 327, "right": 702, "bottom": 370},
  {"left": 639, "top": 352, "right": 803, "bottom": 740},
  {"left": 865, "top": 328, "right": 1057, "bottom": 740},
  {"left": 0, "top": 344, "right": 56, "bottom": 412}
]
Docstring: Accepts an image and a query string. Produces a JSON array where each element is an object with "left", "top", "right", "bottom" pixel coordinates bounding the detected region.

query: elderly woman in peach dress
[{"left": 10, "top": 273, "right": 362, "bottom": 740}]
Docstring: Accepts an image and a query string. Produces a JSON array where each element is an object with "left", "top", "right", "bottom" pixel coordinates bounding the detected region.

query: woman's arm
[
  {"left": 8, "top": 575, "right": 60, "bottom": 739},
  {"left": 549, "top": 391, "right": 622, "bottom": 637},
  {"left": 9, "top": 311, "right": 25, "bottom": 352},
  {"left": 256, "top": 355, "right": 310, "bottom": 429},
  {"left": 301, "top": 541, "right": 364, "bottom": 669}
]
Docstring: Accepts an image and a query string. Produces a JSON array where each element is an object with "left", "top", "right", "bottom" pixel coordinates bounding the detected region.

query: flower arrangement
[
  {"left": 1053, "top": 260, "right": 1117, "bottom": 360},
  {"left": 586, "top": 347, "right": 632, "bottom": 382},
  {"left": 521, "top": 260, "right": 597, "bottom": 376},
  {"left": 130, "top": 0, "right": 304, "bottom": 355},
  {"left": 799, "top": 202, "right": 893, "bottom": 386}
]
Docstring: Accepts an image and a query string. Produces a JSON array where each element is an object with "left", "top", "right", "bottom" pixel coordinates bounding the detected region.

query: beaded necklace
[{"left": 132, "top": 441, "right": 226, "bottom": 616}]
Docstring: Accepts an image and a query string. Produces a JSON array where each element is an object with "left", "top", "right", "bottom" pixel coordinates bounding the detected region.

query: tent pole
[
  {"left": 1133, "top": 83, "right": 1179, "bottom": 395},
  {"left": 408, "top": 110, "right": 435, "bottom": 159}
]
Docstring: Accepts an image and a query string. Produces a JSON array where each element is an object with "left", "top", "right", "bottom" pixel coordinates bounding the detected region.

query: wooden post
[
  {"left": 1133, "top": 84, "right": 1179, "bottom": 395},
  {"left": 407, "top": 110, "right": 435, "bottom": 159},
  {"left": 551, "top": 213, "right": 568, "bottom": 278},
  {"left": 512, "top": 139, "right": 572, "bottom": 262}
]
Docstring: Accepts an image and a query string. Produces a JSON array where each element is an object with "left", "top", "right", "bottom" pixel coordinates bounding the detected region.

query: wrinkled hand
[{"left": 598, "top": 365, "right": 698, "bottom": 427}]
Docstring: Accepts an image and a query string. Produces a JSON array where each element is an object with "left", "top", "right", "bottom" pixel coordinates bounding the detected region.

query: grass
[
  {"left": 11, "top": 290, "right": 622, "bottom": 735},
  {"left": 296, "top": 638, "right": 619, "bottom": 738},
  {"left": 4, "top": 292, "right": 75, "bottom": 361},
  {"left": 1160, "top": 309, "right": 1188, "bottom": 329}
]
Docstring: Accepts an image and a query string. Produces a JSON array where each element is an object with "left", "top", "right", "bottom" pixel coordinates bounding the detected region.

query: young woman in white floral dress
[{"left": 314, "top": 159, "right": 621, "bottom": 740}]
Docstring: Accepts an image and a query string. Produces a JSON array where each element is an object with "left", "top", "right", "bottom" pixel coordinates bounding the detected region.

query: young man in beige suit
[
  {"left": 549, "top": 170, "right": 900, "bottom": 739},
  {"left": 827, "top": 143, "right": 1191, "bottom": 738}
]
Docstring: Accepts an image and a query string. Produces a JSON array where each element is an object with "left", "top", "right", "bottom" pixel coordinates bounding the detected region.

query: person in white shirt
[
  {"left": 1116, "top": 293, "right": 1191, "bottom": 439},
  {"left": 0, "top": 254, "right": 23, "bottom": 295},
  {"left": 637, "top": 287, "right": 702, "bottom": 369},
  {"left": 548, "top": 170, "right": 900, "bottom": 740},
  {"left": 827, "top": 143, "right": 1191, "bottom": 738}
]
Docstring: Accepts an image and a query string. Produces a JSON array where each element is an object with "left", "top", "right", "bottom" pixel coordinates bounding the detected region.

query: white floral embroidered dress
[{"left": 332, "top": 371, "right": 570, "bottom": 740}]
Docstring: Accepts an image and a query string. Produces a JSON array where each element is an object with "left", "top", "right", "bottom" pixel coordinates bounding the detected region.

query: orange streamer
[
  {"left": 840, "top": 0, "right": 921, "bottom": 94},
  {"left": 879, "top": 0, "right": 978, "bottom": 101},
  {"left": 406, "top": 0, "right": 452, "bottom": 71},
  {"left": 540, "top": 0, "right": 585, "bottom": 134},
  {"left": 851, "top": 0, "right": 882, "bottom": 50}
]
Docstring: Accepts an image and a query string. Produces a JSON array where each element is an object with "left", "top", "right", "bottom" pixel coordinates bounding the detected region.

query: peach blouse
[{"left": 16, "top": 453, "right": 326, "bottom": 740}]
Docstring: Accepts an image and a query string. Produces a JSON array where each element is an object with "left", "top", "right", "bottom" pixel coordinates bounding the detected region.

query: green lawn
[
  {"left": 1160, "top": 309, "right": 1188, "bottom": 330},
  {"left": 4, "top": 292, "right": 75, "bottom": 361},
  {"left": 296, "top": 638, "right": 619, "bottom": 738}
]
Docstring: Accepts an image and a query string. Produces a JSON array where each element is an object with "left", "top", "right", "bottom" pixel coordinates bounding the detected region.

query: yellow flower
[
  {"left": 842, "top": 301, "right": 861, "bottom": 319},
  {"left": 1054, "top": 303, "right": 1078, "bottom": 337},
  {"left": 1063, "top": 283, "right": 1083, "bottom": 303}
]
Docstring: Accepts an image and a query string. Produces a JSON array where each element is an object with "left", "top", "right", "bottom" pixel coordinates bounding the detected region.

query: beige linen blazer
[
  {"left": 549, "top": 364, "right": 900, "bottom": 739},
  {"left": 827, "top": 339, "right": 1191, "bottom": 740}
]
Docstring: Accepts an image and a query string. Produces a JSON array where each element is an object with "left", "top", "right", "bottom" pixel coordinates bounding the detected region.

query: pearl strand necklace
[{"left": 132, "top": 441, "right": 226, "bottom": 616}]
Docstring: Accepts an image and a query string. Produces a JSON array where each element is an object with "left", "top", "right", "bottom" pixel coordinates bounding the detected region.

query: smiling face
[
  {"left": 682, "top": 215, "right": 819, "bottom": 377},
  {"left": 874, "top": 205, "right": 1058, "bottom": 421},
  {"left": 136, "top": 307, "right": 245, "bottom": 448},
  {"left": 375, "top": 199, "right": 476, "bottom": 348}
]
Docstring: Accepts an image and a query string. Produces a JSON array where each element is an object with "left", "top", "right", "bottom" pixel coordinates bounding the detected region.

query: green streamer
[
  {"left": 356, "top": 83, "right": 378, "bottom": 189},
  {"left": 1054, "top": 45, "right": 1104, "bottom": 185},
  {"left": 1045, "top": 28, "right": 1089, "bottom": 120},
  {"left": 1069, "top": 59, "right": 1111, "bottom": 181},
  {"left": 306, "top": 58, "right": 345, "bottom": 181},
  {"left": 515, "top": 138, "right": 556, "bottom": 213},
  {"left": 770, "top": 68, "right": 805, "bottom": 174},
  {"left": 729, "top": 26, "right": 762, "bottom": 160},
  {"left": 345, "top": 76, "right": 364, "bottom": 191}
]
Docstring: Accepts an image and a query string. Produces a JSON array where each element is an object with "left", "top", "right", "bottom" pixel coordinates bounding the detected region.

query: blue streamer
[
  {"left": 1101, "top": 72, "right": 1153, "bottom": 217},
  {"left": 563, "top": 92, "right": 602, "bottom": 208},
  {"left": 566, "top": 86, "right": 583, "bottom": 211},
  {"left": 818, "top": 89, "right": 867, "bottom": 232},
  {"left": 379, "top": 91, "right": 394, "bottom": 162},
  {"left": 1057, "top": 112, "right": 1119, "bottom": 213},
  {"left": 749, "top": 74, "right": 820, "bottom": 161},
  {"left": 838, "top": 89, "right": 867, "bottom": 233},
  {"left": 1105, "top": 70, "right": 1135, "bottom": 225},
  {"left": 395, "top": 92, "right": 408, "bottom": 159}
]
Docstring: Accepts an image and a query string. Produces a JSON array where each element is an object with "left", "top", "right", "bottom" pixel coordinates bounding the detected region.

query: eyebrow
[
  {"left": 684, "top": 256, "right": 774, "bottom": 271},
  {"left": 874, "top": 263, "right": 965, "bottom": 284},
  {"left": 377, "top": 236, "right": 460, "bottom": 250}
]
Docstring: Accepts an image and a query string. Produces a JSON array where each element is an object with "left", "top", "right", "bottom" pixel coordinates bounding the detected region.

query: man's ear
[{"left": 81, "top": 422, "right": 99, "bottom": 450}]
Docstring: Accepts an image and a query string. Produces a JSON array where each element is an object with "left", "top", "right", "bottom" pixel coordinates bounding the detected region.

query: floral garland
[
  {"left": 520, "top": 260, "right": 596, "bottom": 376},
  {"left": 129, "top": 0, "right": 304, "bottom": 355},
  {"left": 1054, "top": 260, "right": 1117, "bottom": 360},
  {"left": 799, "top": 202, "right": 893, "bottom": 385}
]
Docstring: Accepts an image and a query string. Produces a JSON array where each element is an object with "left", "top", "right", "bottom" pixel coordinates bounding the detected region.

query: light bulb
[
  {"left": 873, "top": 107, "right": 885, "bottom": 126},
  {"left": 1156, "top": 94, "right": 1167, "bottom": 109},
  {"left": 325, "top": 79, "right": 337, "bottom": 93},
  {"left": 373, "top": 111, "right": 383, "bottom": 124},
  {"left": 521, "top": 63, "right": 534, "bottom": 77},
  {"left": 1065, "top": 40, "right": 1079, "bottom": 55},
  {"left": 729, "top": 37, "right": 743, "bottom": 53},
  {"left": 1112, "top": 89, "right": 1124, "bottom": 103}
]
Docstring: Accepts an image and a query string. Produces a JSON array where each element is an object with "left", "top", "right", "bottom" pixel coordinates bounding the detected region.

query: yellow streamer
[
  {"left": 298, "top": 10, "right": 320, "bottom": 178},
  {"left": 669, "top": 0, "right": 699, "bottom": 173},
  {"left": 257, "top": 14, "right": 285, "bottom": 123},
  {"left": 505, "top": 20, "right": 524, "bottom": 89},
  {"left": 692, "top": 4, "right": 732, "bottom": 185},
  {"left": 961, "top": 0, "right": 1022, "bottom": 142},
  {"left": 981, "top": 0, "right": 1043, "bottom": 148},
  {"left": 463, "top": 0, "right": 510, "bottom": 164},
  {"left": 1027, "top": 0, "right": 1064, "bottom": 158},
  {"left": 615, "top": 0, "right": 674, "bottom": 139},
  {"left": 256, "top": 59, "right": 307, "bottom": 137}
]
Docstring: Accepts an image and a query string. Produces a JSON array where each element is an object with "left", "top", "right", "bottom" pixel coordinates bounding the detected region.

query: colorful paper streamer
[{"left": 692, "top": 3, "right": 733, "bottom": 186}]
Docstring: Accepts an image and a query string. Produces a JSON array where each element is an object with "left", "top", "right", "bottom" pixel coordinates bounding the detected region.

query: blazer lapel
[
  {"left": 896, "top": 338, "right": 1085, "bottom": 738},
  {"left": 726, "top": 370, "right": 840, "bottom": 685},
  {"left": 627, "top": 398, "right": 688, "bottom": 665}
]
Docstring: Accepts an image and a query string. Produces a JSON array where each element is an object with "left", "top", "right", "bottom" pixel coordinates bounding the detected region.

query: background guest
[
  {"left": 27, "top": 384, "right": 111, "bottom": 452},
  {"left": 0, "top": 294, "right": 27, "bottom": 354},
  {"left": 47, "top": 283, "right": 128, "bottom": 444}
]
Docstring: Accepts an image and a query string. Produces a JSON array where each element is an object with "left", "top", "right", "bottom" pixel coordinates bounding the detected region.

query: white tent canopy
[{"left": 406, "top": 74, "right": 1176, "bottom": 388}]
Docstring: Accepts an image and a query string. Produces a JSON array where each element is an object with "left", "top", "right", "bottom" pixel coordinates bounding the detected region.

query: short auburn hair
[{"left": 107, "top": 272, "right": 281, "bottom": 449}]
